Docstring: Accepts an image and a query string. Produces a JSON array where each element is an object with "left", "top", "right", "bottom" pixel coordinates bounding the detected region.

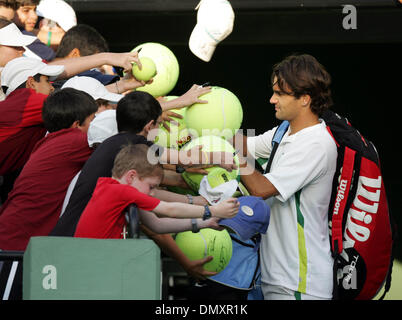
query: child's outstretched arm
[
  {"left": 153, "top": 198, "right": 239, "bottom": 219},
  {"left": 159, "top": 145, "right": 237, "bottom": 173},
  {"left": 158, "top": 84, "right": 211, "bottom": 111},
  {"left": 49, "top": 51, "right": 141, "bottom": 79},
  {"left": 139, "top": 210, "right": 222, "bottom": 234},
  {"left": 153, "top": 189, "right": 207, "bottom": 206}
]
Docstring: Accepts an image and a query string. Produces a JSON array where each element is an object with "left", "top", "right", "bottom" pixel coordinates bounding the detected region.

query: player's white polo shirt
[{"left": 247, "top": 120, "right": 337, "bottom": 298}]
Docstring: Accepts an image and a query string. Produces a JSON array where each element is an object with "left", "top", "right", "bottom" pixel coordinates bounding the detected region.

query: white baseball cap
[
  {"left": 189, "top": 0, "right": 235, "bottom": 62},
  {"left": 87, "top": 109, "right": 118, "bottom": 147},
  {"left": 0, "top": 23, "right": 36, "bottom": 47},
  {"left": 36, "top": 0, "right": 77, "bottom": 32},
  {"left": 61, "top": 76, "right": 124, "bottom": 103},
  {"left": 1, "top": 57, "right": 64, "bottom": 96},
  {"left": 199, "top": 176, "right": 238, "bottom": 205}
]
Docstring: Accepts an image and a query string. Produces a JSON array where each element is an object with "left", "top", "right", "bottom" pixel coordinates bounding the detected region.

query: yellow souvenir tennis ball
[
  {"left": 181, "top": 135, "right": 239, "bottom": 192},
  {"left": 132, "top": 42, "right": 179, "bottom": 97},
  {"left": 185, "top": 86, "right": 243, "bottom": 140},
  {"left": 132, "top": 57, "right": 157, "bottom": 81},
  {"left": 175, "top": 228, "right": 232, "bottom": 273},
  {"left": 206, "top": 167, "right": 235, "bottom": 188}
]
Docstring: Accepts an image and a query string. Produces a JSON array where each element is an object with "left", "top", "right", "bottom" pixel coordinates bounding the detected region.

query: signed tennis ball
[
  {"left": 154, "top": 96, "right": 193, "bottom": 149},
  {"left": 175, "top": 228, "right": 232, "bottom": 273},
  {"left": 185, "top": 86, "right": 243, "bottom": 140},
  {"left": 132, "top": 57, "right": 157, "bottom": 81},
  {"left": 132, "top": 42, "right": 179, "bottom": 97},
  {"left": 206, "top": 167, "right": 234, "bottom": 189},
  {"left": 181, "top": 135, "right": 239, "bottom": 192}
]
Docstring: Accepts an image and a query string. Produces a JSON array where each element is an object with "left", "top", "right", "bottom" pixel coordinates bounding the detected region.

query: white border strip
[{"left": 2, "top": 261, "right": 18, "bottom": 300}]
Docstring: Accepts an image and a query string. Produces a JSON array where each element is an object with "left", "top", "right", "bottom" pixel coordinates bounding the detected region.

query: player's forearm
[
  {"left": 230, "top": 131, "right": 248, "bottom": 157},
  {"left": 240, "top": 166, "right": 279, "bottom": 199}
]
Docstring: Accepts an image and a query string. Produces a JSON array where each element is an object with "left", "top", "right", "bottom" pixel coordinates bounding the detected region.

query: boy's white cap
[
  {"left": 1, "top": 57, "right": 64, "bottom": 96},
  {"left": 61, "top": 76, "right": 124, "bottom": 103},
  {"left": 189, "top": 0, "right": 235, "bottom": 62},
  {"left": 0, "top": 23, "right": 36, "bottom": 47},
  {"left": 36, "top": 0, "right": 77, "bottom": 32},
  {"left": 87, "top": 109, "right": 118, "bottom": 147}
]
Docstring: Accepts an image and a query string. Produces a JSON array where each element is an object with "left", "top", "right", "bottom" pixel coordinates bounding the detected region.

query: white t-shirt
[{"left": 247, "top": 120, "right": 337, "bottom": 298}]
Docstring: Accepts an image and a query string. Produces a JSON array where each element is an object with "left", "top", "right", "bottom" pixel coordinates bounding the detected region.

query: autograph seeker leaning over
[{"left": 234, "top": 54, "right": 337, "bottom": 300}]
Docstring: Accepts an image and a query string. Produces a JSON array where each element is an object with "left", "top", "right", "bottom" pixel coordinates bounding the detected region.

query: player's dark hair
[{"left": 271, "top": 53, "right": 333, "bottom": 115}]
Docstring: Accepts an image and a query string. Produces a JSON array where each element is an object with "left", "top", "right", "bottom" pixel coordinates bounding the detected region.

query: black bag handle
[{"left": 125, "top": 204, "right": 140, "bottom": 239}]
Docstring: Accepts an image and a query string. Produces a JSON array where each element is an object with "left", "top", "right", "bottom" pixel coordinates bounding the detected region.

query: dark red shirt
[
  {"left": 0, "top": 88, "right": 48, "bottom": 175},
  {"left": 0, "top": 128, "right": 92, "bottom": 250}
]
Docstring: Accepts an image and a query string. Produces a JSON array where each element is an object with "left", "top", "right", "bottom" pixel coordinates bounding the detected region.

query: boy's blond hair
[{"left": 112, "top": 143, "right": 163, "bottom": 180}]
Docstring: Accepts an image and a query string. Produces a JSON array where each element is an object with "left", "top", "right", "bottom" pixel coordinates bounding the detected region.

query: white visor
[{"left": 0, "top": 23, "right": 36, "bottom": 47}]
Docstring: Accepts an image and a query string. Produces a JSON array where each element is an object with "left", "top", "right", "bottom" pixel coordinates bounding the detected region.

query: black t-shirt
[{"left": 49, "top": 132, "right": 157, "bottom": 236}]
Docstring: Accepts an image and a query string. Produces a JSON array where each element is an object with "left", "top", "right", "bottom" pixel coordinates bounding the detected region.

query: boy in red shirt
[{"left": 75, "top": 143, "right": 239, "bottom": 239}]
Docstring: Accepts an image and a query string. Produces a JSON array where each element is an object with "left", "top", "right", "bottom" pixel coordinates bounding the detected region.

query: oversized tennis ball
[
  {"left": 132, "top": 42, "right": 179, "bottom": 97},
  {"left": 185, "top": 86, "right": 243, "bottom": 140},
  {"left": 206, "top": 167, "right": 234, "bottom": 188},
  {"left": 181, "top": 135, "right": 239, "bottom": 192},
  {"left": 175, "top": 228, "right": 232, "bottom": 273},
  {"left": 132, "top": 57, "right": 157, "bottom": 81},
  {"left": 154, "top": 96, "right": 193, "bottom": 149}
]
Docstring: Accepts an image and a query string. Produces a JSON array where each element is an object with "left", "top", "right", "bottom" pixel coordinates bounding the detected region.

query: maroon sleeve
[{"left": 66, "top": 129, "right": 93, "bottom": 164}]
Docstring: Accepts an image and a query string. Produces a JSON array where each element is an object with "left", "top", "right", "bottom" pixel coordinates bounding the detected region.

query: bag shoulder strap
[{"left": 264, "top": 121, "right": 289, "bottom": 174}]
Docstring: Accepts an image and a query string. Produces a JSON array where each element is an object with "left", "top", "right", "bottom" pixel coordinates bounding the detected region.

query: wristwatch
[
  {"left": 191, "top": 218, "right": 199, "bottom": 233},
  {"left": 186, "top": 194, "right": 193, "bottom": 204},
  {"left": 176, "top": 165, "right": 185, "bottom": 174},
  {"left": 202, "top": 205, "right": 212, "bottom": 220}
]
